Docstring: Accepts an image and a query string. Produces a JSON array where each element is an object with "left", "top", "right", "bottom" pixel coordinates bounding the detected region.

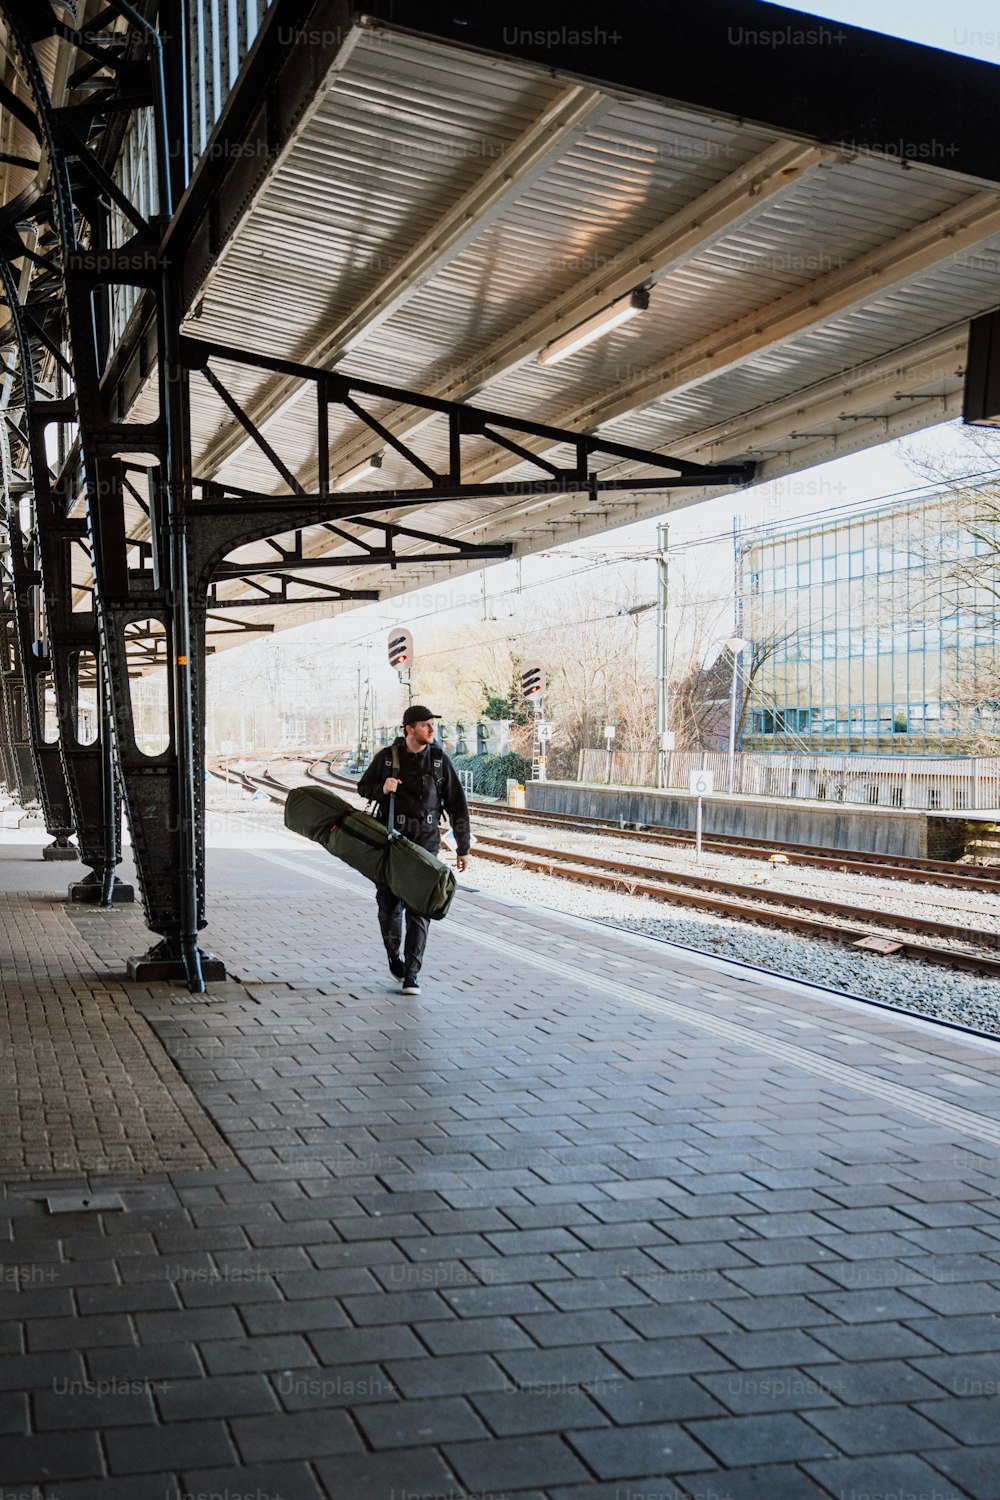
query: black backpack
[{"left": 387, "top": 742, "right": 445, "bottom": 803}]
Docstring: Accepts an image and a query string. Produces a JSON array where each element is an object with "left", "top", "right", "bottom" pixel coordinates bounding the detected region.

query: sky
[
  {"left": 225, "top": 0, "right": 1000, "bottom": 714},
  {"left": 763, "top": 0, "right": 1000, "bottom": 60}
]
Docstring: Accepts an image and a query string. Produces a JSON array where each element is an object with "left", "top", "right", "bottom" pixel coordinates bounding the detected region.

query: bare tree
[
  {"left": 898, "top": 426, "right": 1000, "bottom": 746},
  {"left": 667, "top": 574, "right": 819, "bottom": 751},
  {"left": 514, "top": 570, "right": 656, "bottom": 775},
  {"left": 402, "top": 564, "right": 660, "bottom": 774}
]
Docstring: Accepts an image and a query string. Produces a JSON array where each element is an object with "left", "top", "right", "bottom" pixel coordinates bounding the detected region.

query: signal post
[
  {"left": 388, "top": 629, "right": 414, "bottom": 711},
  {"left": 521, "top": 661, "right": 547, "bottom": 780}
]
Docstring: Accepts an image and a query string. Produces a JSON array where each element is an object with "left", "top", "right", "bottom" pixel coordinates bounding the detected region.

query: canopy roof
[{"left": 9, "top": 1, "right": 1000, "bottom": 643}]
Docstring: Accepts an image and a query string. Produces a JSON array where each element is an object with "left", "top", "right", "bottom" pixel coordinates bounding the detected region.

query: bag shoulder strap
[{"left": 380, "top": 742, "right": 399, "bottom": 839}]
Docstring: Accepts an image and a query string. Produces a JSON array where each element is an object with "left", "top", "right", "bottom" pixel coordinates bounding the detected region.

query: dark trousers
[
  {"left": 376, "top": 883, "right": 430, "bottom": 977},
  {"left": 375, "top": 825, "right": 439, "bottom": 978}
]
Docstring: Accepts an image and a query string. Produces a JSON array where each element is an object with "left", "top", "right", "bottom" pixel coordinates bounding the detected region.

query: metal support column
[
  {"left": 0, "top": 589, "right": 36, "bottom": 805},
  {"left": 4, "top": 501, "right": 79, "bottom": 861},
  {"left": 158, "top": 301, "right": 210, "bottom": 988},
  {"left": 0, "top": 591, "right": 17, "bottom": 796},
  {"left": 655, "top": 522, "right": 670, "bottom": 789},
  {"left": 0, "top": 279, "right": 78, "bottom": 859}
]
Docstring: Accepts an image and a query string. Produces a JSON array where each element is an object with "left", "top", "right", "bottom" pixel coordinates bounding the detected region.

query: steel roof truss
[
  {"left": 206, "top": 573, "right": 380, "bottom": 610},
  {"left": 440, "top": 330, "right": 968, "bottom": 552},
  {"left": 186, "top": 338, "right": 753, "bottom": 516},
  {"left": 215, "top": 548, "right": 511, "bottom": 581},
  {"left": 194, "top": 130, "right": 829, "bottom": 485},
  {"left": 442, "top": 195, "right": 1000, "bottom": 497},
  {"left": 341, "top": 392, "right": 439, "bottom": 487},
  {"left": 192, "top": 83, "right": 610, "bottom": 479},
  {"left": 205, "top": 612, "right": 274, "bottom": 635},
  {"left": 199, "top": 362, "right": 306, "bottom": 496}
]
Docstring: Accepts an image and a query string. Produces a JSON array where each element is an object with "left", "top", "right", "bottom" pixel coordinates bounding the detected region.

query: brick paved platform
[{"left": 1, "top": 814, "right": 999, "bottom": 1499}]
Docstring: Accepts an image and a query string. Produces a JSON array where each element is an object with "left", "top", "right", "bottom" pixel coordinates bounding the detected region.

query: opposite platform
[{"left": 0, "top": 815, "right": 999, "bottom": 1499}]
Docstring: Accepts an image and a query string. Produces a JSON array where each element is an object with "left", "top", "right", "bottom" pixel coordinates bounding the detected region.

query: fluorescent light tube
[
  {"left": 334, "top": 454, "right": 383, "bottom": 491},
  {"left": 537, "top": 288, "right": 650, "bottom": 368}
]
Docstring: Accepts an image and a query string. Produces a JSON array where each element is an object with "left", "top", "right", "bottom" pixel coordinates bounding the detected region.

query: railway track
[
  {"left": 469, "top": 804, "right": 1000, "bottom": 893},
  {"left": 470, "top": 832, "right": 1000, "bottom": 980},
  {"left": 214, "top": 757, "right": 1000, "bottom": 983},
  {"left": 207, "top": 757, "right": 309, "bottom": 804},
  {"left": 308, "top": 757, "right": 1000, "bottom": 893}
]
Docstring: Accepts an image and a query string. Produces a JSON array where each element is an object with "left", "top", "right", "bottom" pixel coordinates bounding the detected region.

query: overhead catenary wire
[
  {"left": 326, "top": 462, "right": 1000, "bottom": 648},
  {"left": 213, "top": 456, "right": 1000, "bottom": 670}
]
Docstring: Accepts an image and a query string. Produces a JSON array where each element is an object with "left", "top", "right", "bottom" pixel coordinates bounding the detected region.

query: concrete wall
[{"left": 526, "top": 781, "right": 932, "bottom": 857}]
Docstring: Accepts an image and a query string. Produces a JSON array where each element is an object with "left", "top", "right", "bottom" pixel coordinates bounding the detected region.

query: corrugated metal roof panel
[{"left": 114, "top": 22, "right": 1000, "bottom": 640}]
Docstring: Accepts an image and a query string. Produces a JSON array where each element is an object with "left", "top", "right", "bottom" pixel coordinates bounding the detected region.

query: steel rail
[
  {"left": 470, "top": 838, "right": 1000, "bottom": 980},
  {"left": 473, "top": 831, "right": 1000, "bottom": 947},
  {"left": 226, "top": 762, "right": 1000, "bottom": 1044},
  {"left": 304, "top": 757, "right": 1000, "bottom": 977}
]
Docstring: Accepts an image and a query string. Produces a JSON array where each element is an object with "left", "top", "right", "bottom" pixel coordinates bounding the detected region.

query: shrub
[{"left": 452, "top": 750, "right": 531, "bottom": 799}]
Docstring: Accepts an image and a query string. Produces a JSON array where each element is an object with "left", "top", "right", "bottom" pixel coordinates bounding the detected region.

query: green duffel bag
[{"left": 284, "top": 785, "right": 457, "bottom": 920}]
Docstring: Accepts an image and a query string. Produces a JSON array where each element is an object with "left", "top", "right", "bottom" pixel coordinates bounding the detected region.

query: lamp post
[{"left": 726, "top": 638, "right": 748, "bottom": 794}]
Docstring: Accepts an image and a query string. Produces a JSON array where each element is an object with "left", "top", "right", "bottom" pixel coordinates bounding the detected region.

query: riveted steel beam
[
  {"left": 0, "top": 263, "right": 81, "bottom": 860},
  {"left": 0, "top": 581, "right": 36, "bottom": 806}
]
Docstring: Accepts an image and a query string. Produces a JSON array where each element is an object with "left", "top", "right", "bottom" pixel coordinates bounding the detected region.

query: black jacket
[{"left": 358, "top": 737, "right": 471, "bottom": 855}]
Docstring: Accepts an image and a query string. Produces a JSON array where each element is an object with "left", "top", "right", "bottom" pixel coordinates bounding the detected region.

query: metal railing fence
[{"left": 577, "top": 748, "right": 1000, "bottom": 812}]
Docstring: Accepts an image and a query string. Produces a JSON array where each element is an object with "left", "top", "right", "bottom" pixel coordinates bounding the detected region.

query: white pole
[
  {"left": 725, "top": 639, "right": 748, "bottom": 795},
  {"left": 696, "top": 795, "right": 703, "bottom": 860},
  {"left": 655, "top": 522, "right": 669, "bottom": 789},
  {"left": 727, "top": 651, "right": 738, "bottom": 794}
]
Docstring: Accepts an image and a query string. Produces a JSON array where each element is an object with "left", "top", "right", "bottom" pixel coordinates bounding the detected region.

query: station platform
[
  {"left": 527, "top": 781, "right": 992, "bottom": 861},
  {"left": 2, "top": 816, "right": 1000, "bottom": 1499}
]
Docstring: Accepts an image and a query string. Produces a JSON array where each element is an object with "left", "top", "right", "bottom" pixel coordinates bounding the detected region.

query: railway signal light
[
  {"left": 388, "top": 629, "right": 413, "bottom": 672},
  {"left": 521, "top": 661, "right": 544, "bottom": 703}
]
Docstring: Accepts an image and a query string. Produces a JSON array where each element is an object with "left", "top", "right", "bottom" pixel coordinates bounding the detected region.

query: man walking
[{"left": 358, "top": 706, "right": 471, "bottom": 995}]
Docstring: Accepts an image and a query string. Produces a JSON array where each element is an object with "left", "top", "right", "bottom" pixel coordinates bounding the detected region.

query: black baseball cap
[{"left": 402, "top": 705, "right": 441, "bottom": 727}]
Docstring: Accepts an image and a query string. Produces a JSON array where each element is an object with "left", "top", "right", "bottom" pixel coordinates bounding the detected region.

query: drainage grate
[{"left": 45, "top": 1192, "right": 125, "bottom": 1215}]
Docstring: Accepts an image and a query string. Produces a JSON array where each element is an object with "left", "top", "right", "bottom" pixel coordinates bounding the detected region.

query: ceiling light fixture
[
  {"left": 537, "top": 288, "right": 650, "bottom": 368},
  {"left": 333, "top": 453, "right": 383, "bottom": 491}
]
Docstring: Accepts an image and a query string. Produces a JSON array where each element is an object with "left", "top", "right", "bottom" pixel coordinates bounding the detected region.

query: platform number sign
[
  {"left": 689, "top": 769, "right": 713, "bottom": 861},
  {"left": 388, "top": 629, "right": 413, "bottom": 672},
  {"left": 520, "top": 661, "right": 545, "bottom": 704}
]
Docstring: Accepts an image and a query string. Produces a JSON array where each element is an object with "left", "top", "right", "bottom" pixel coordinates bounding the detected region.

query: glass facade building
[{"left": 736, "top": 492, "right": 1000, "bottom": 754}]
